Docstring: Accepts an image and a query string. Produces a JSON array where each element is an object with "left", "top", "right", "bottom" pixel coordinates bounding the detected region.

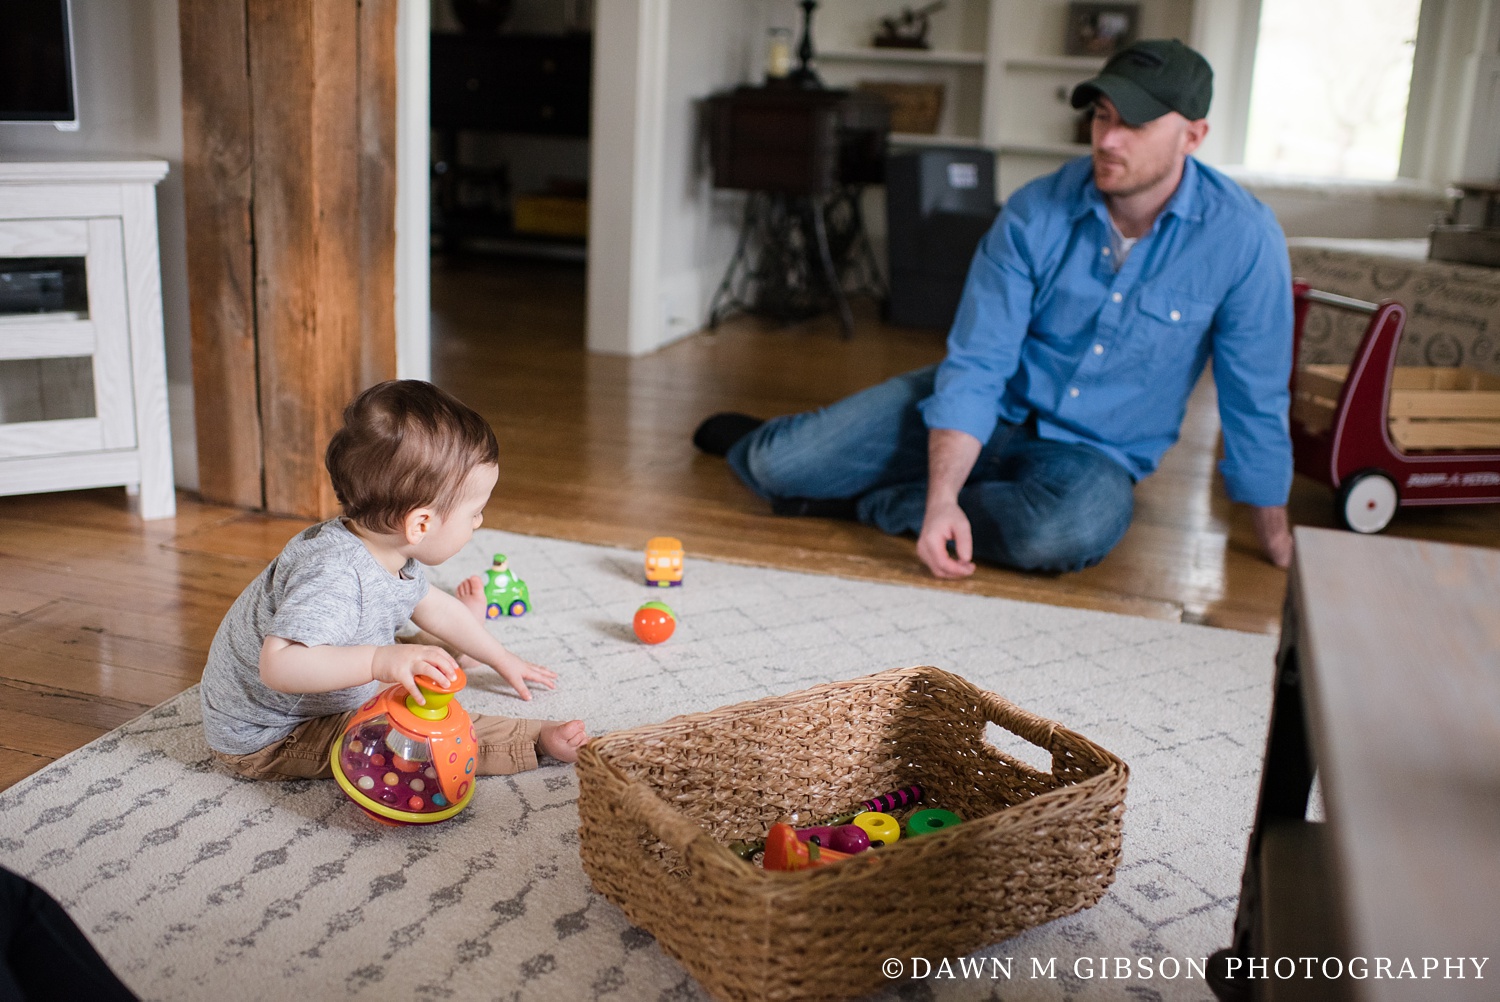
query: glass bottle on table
[{"left": 766, "top": 27, "right": 793, "bottom": 81}]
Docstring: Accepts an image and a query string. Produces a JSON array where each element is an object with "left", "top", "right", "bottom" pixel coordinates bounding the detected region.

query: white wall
[
  {"left": 587, "top": 0, "right": 761, "bottom": 355},
  {"left": 654, "top": 1, "right": 757, "bottom": 346},
  {"left": 1189, "top": 0, "right": 1261, "bottom": 166},
  {"left": 1401, "top": 0, "right": 1500, "bottom": 184},
  {"left": 0, "top": 0, "right": 195, "bottom": 490},
  {"left": 398, "top": 0, "right": 432, "bottom": 381},
  {"left": 587, "top": 0, "right": 664, "bottom": 355}
]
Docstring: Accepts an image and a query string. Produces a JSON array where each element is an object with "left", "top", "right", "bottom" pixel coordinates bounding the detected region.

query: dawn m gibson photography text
[{"left": 882, "top": 955, "right": 1489, "bottom": 983}]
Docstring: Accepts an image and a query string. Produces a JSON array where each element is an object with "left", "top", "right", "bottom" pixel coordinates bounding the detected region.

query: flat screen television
[{"left": 0, "top": 0, "right": 79, "bottom": 129}]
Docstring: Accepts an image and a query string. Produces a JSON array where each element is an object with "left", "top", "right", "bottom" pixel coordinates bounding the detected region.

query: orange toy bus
[{"left": 644, "top": 536, "right": 684, "bottom": 586}]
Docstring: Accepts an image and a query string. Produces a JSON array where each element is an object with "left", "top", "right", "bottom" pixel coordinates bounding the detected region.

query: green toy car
[{"left": 483, "top": 553, "right": 530, "bottom": 618}]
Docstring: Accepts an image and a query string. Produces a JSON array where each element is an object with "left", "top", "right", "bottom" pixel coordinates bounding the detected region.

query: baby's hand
[
  {"left": 490, "top": 652, "right": 558, "bottom": 702},
  {"left": 372, "top": 644, "right": 459, "bottom": 704}
]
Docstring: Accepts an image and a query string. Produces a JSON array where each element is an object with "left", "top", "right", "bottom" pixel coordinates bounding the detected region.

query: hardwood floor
[{"left": 2, "top": 255, "right": 1497, "bottom": 791}]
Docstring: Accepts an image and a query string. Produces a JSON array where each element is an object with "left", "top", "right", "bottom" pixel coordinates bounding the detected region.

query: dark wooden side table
[
  {"left": 1211, "top": 528, "right": 1500, "bottom": 1002},
  {"left": 705, "top": 85, "right": 888, "bottom": 336}
]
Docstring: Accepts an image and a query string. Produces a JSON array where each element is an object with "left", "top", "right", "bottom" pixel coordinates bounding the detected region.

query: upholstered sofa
[{"left": 1287, "top": 237, "right": 1500, "bottom": 377}]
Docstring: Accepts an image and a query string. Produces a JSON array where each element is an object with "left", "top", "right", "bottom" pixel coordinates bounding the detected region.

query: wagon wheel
[{"left": 1337, "top": 470, "right": 1399, "bottom": 534}]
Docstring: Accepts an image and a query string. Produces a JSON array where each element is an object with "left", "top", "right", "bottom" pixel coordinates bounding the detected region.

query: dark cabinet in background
[
  {"left": 430, "top": 32, "right": 591, "bottom": 255},
  {"left": 431, "top": 32, "right": 590, "bottom": 136}
]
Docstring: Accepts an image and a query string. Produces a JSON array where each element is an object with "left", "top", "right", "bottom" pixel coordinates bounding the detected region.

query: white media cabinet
[{"left": 0, "top": 159, "right": 174, "bottom": 519}]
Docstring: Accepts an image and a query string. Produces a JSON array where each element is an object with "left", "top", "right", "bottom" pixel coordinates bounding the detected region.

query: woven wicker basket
[
  {"left": 577, "top": 665, "right": 1129, "bottom": 1002},
  {"left": 856, "top": 81, "right": 944, "bottom": 134}
]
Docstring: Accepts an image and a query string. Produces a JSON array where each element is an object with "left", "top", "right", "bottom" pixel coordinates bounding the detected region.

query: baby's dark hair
[{"left": 325, "top": 380, "right": 499, "bottom": 533}]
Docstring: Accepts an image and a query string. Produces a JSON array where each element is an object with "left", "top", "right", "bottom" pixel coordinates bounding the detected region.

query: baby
[{"left": 201, "top": 379, "right": 588, "bottom": 781}]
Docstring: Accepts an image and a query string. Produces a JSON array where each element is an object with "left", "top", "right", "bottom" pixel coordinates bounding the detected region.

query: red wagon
[{"left": 1290, "top": 282, "right": 1500, "bottom": 533}]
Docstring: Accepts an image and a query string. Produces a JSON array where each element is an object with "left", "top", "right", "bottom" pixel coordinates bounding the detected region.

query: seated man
[{"left": 694, "top": 39, "right": 1294, "bottom": 578}]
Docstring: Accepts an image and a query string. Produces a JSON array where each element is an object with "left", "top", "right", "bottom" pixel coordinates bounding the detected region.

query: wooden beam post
[
  {"left": 180, "top": 0, "right": 399, "bottom": 518},
  {"left": 179, "top": 0, "right": 261, "bottom": 509}
]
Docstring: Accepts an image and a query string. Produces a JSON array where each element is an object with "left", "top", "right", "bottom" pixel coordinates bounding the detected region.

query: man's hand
[
  {"left": 371, "top": 644, "right": 459, "bottom": 703},
  {"left": 917, "top": 499, "right": 977, "bottom": 578},
  {"left": 1251, "top": 505, "right": 1293, "bottom": 569},
  {"left": 919, "top": 428, "right": 985, "bottom": 579}
]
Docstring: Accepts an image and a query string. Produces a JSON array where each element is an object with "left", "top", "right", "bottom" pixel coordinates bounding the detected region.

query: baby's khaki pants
[{"left": 212, "top": 711, "right": 548, "bottom": 781}]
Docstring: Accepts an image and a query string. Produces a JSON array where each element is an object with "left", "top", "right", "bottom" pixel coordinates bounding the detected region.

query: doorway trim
[
  {"left": 586, "top": 0, "right": 670, "bottom": 356},
  {"left": 395, "top": 0, "right": 430, "bottom": 380}
]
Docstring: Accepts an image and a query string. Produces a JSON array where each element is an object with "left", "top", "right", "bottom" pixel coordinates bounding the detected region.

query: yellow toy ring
[{"left": 852, "top": 811, "right": 900, "bottom": 846}]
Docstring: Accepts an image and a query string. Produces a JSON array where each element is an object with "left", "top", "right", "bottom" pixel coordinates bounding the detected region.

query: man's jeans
[{"left": 726, "top": 365, "right": 1135, "bottom": 573}]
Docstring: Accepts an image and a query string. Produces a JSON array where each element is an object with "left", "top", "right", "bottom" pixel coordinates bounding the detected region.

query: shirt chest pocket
[
  {"left": 1032, "top": 286, "right": 1106, "bottom": 353},
  {"left": 1129, "top": 287, "right": 1216, "bottom": 361}
]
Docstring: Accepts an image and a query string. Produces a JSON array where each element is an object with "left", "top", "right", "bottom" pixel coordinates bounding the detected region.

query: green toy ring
[{"left": 906, "top": 808, "right": 962, "bottom": 836}]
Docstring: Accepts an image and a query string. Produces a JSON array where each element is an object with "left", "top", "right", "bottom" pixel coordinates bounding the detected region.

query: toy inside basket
[
  {"left": 576, "top": 665, "right": 1128, "bottom": 1002},
  {"left": 1295, "top": 364, "right": 1500, "bottom": 450}
]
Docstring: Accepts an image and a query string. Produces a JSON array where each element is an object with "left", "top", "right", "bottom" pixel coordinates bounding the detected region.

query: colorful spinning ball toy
[
  {"left": 633, "top": 600, "right": 676, "bottom": 644},
  {"left": 330, "top": 667, "right": 478, "bottom": 825}
]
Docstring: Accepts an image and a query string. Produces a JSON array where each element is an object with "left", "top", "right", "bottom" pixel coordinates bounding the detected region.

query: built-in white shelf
[
  {"left": 889, "top": 137, "right": 1090, "bottom": 157},
  {"left": 998, "top": 140, "right": 1091, "bottom": 158},
  {"left": 819, "top": 46, "right": 988, "bottom": 67},
  {"left": 813, "top": 0, "right": 1192, "bottom": 195},
  {"left": 1003, "top": 54, "right": 1106, "bottom": 73},
  {"left": 891, "top": 132, "right": 986, "bottom": 148}
]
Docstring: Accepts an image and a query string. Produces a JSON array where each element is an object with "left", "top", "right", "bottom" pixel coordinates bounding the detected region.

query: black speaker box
[{"left": 884, "top": 147, "right": 999, "bottom": 330}]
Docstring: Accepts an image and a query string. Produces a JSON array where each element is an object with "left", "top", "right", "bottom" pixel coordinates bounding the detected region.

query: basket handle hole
[{"left": 984, "top": 721, "right": 1052, "bottom": 774}]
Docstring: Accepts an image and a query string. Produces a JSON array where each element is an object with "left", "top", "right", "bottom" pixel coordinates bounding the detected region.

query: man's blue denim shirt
[{"left": 919, "top": 155, "right": 1294, "bottom": 508}]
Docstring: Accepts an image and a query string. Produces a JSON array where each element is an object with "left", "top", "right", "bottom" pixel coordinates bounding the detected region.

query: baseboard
[{"left": 657, "top": 263, "right": 724, "bottom": 350}]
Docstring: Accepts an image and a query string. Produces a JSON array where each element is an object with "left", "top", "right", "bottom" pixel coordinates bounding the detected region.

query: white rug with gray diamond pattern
[{"left": 0, "top": 529, "right": 1277, "bottom": 1001}]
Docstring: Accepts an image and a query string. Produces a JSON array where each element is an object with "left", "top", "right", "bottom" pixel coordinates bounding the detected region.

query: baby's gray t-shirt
[{"left": 200, "top": 518, "right": 430, "bottom": 755}]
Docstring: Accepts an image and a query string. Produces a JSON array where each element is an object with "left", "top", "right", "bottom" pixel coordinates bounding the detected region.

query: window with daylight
[{"left": 1242, "top": 0, "right": 1424, "bottom": 179}]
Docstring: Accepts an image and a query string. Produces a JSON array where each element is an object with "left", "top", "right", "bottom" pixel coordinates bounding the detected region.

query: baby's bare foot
[
  {"left": 537, "top": 719, "right": 589, "bottom": 764},
  {"left": 456, "top": 575, "right": 487, "bottom": 620}
]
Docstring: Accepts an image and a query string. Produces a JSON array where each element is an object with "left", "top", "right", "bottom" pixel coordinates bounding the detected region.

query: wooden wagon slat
[
  {"left": 1388, "top": 419, "right": 1500, "bottom": 450},
  {"left": 1387, "top": 390, "right": 1500, "bottom": 419},
  {"left": 1296, "top": 365, "right": 1349, "bottom": 400},
  {"left": 1390, "top": 368, "right": 1500, "bottom": 392}
]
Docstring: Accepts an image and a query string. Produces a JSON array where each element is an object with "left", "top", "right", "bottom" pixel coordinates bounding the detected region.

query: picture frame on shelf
[{"left": 1064, "top": 2, "right": 1139, "bottom": 57}]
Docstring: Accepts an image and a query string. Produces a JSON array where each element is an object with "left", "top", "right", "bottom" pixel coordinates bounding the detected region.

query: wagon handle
[{"left": 1300, "top": 288, "right": 1378, "bottom": 314}]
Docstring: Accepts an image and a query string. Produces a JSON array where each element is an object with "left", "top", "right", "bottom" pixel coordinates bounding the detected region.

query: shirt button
[
  {"left": 1111, "top": 292, "right": 1123, "bottom": 303},
  {"left": 1169, "top": 309, "right": 1181, "bottom": 321},
  {"left": 1101, "top": 247, "right": 1111, "bottom": 257},
  {"left": 1069, "top": 387, "right": 1080, "bottom": 398},
  {"left": 1093, "top": 344, "right": 1104, "bottom": 355}
]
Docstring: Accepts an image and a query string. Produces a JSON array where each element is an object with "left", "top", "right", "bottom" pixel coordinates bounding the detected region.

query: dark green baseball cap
[{"left": 1070, "top": 39, "right": 1213, "bottom": 125}]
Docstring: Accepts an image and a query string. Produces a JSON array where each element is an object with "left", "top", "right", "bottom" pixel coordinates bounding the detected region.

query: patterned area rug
[{"left": 0, "top": 530, "right": 1276, "bottom": 1001}]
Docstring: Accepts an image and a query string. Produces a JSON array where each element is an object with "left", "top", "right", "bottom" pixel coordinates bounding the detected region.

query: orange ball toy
[{"left": 633, "top": 600, "right": 676, "bottom": 644}]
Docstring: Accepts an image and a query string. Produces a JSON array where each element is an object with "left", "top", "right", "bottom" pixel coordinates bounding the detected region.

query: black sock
[{"left": 692, "top": 412, "right": 765, "bottom": 457}]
